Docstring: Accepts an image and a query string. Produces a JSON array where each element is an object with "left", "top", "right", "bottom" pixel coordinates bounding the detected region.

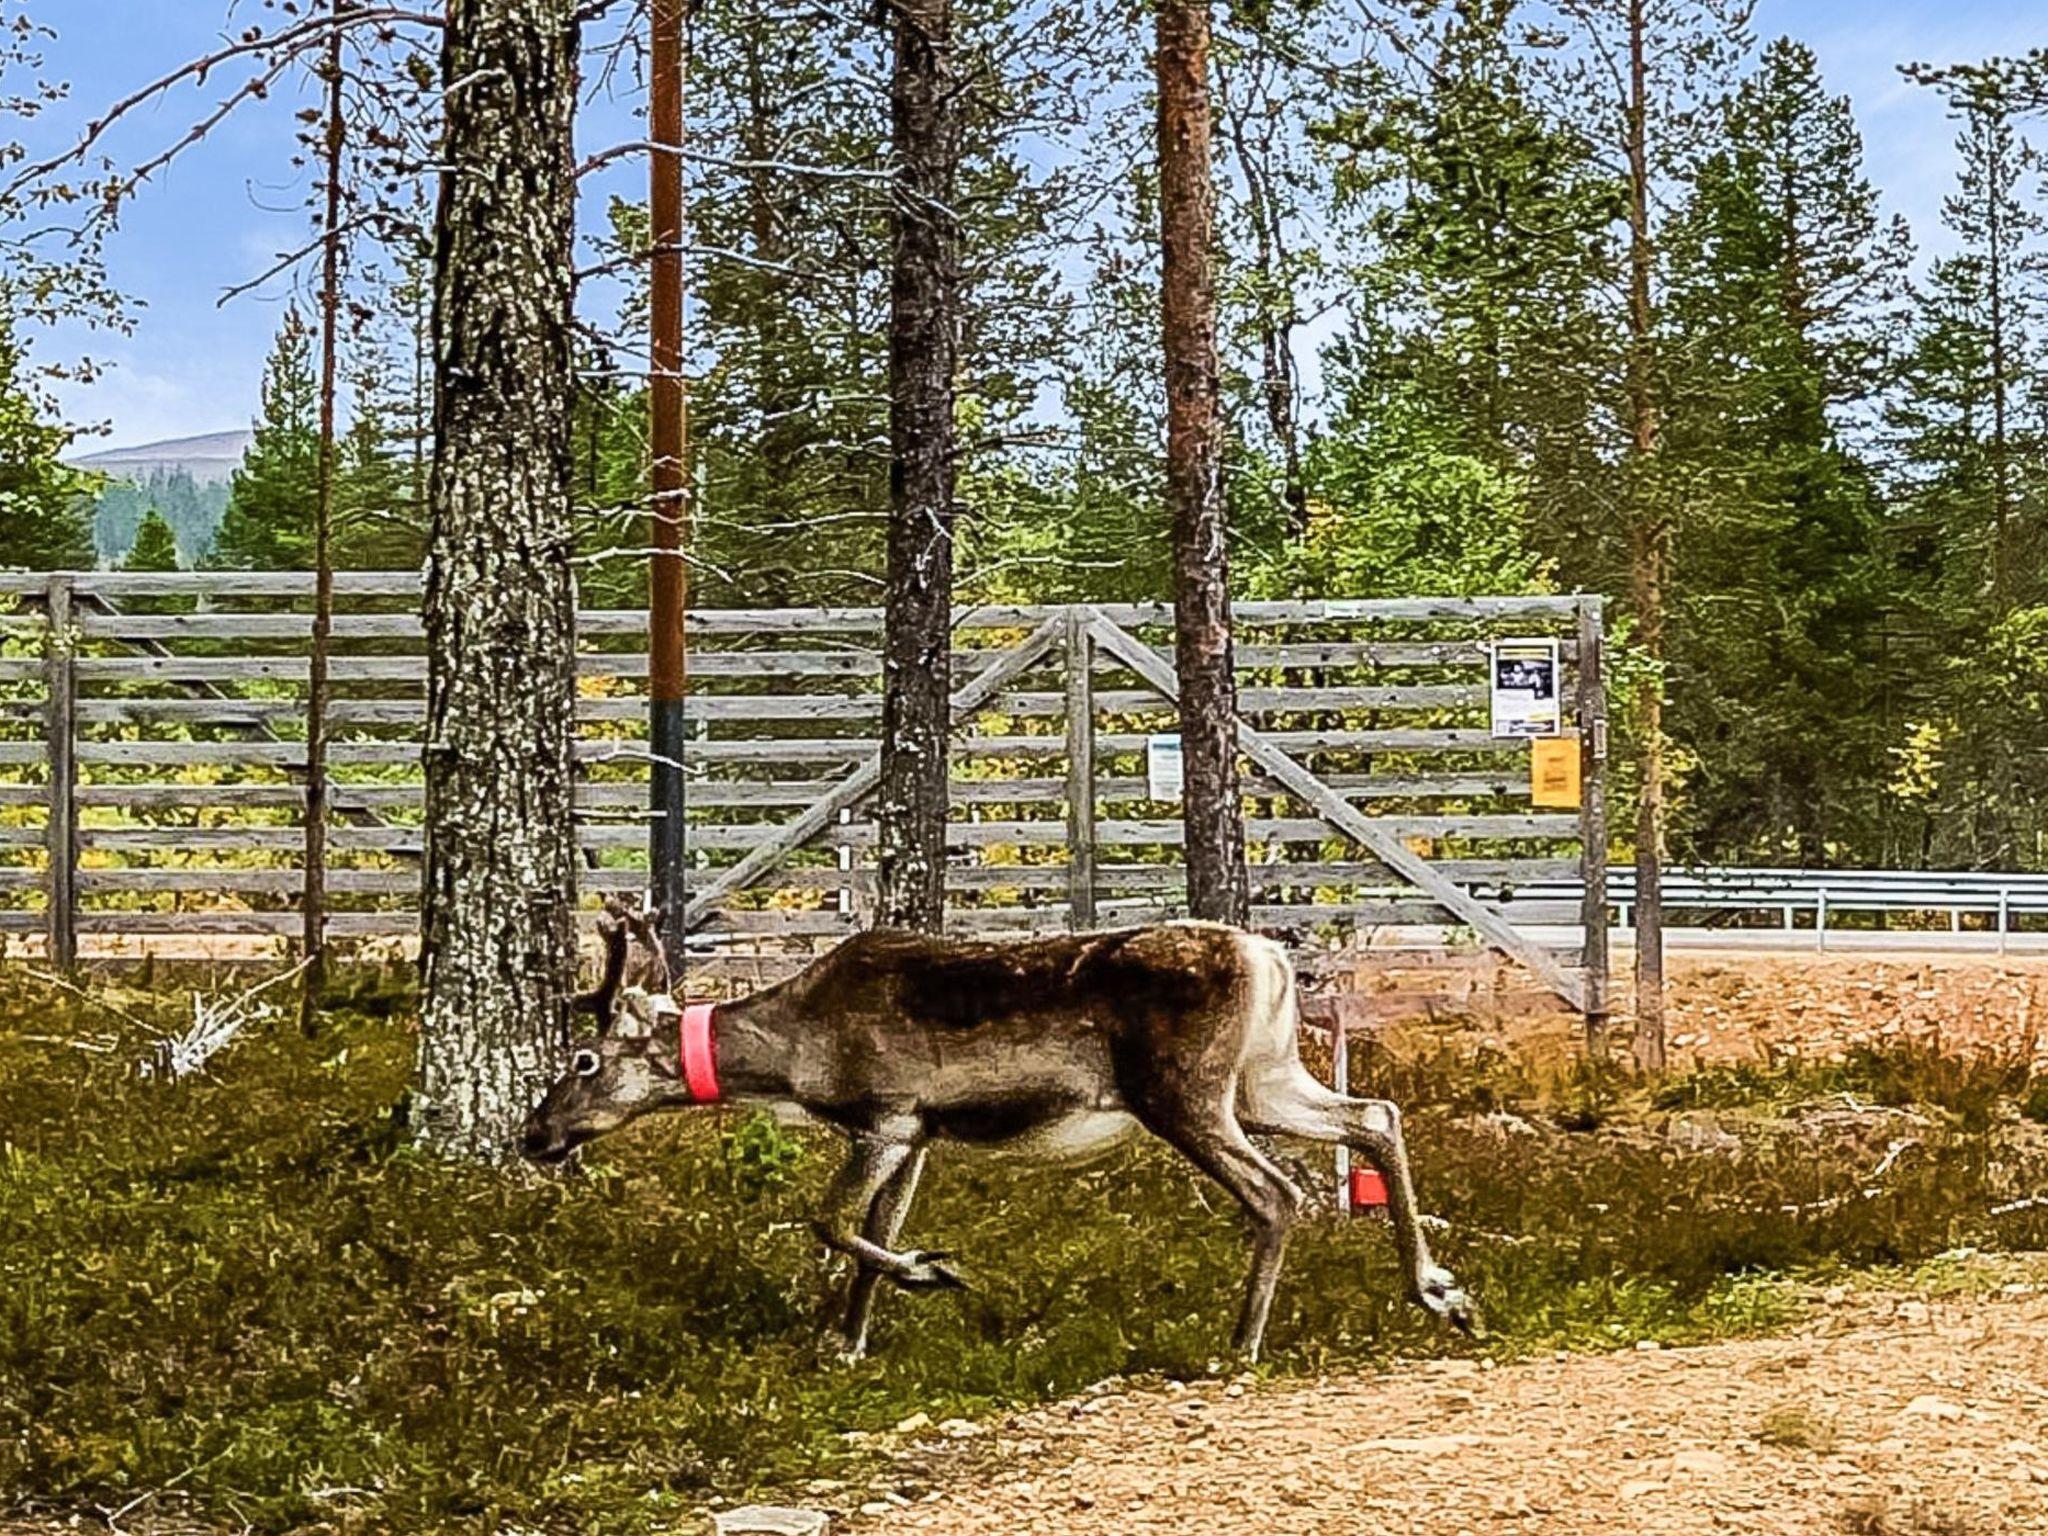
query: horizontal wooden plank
[
  {"left": 51, "top": 853, "right": 1575, "bottom": 896},
  {"left": 50, "top": 727, "right": 1528, "bottom": 770},
  {"left": 77, "top": 868, "right": 416, "bottom": 894},
  {"left": 0, "top": 571, "right": 424, "bottom": 599},
  {"left": 58, "top": 643, "right": 1568, "bottom": 688},
  {"left": 63, "top": 684, "right": 1491, "bottom": 724},
  {"left": 11, "top": 584, "right": 1590, "bottom": 628}
]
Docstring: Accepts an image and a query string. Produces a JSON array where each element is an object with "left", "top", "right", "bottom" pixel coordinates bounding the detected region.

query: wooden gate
[{"left": 0, "top": 575, "right": 1605, "bottom": 1023}]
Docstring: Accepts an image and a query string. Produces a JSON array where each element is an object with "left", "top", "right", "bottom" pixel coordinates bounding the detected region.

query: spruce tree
[
  {"left": 210, "top": 306, "right": 320, "bottom": 569},
  {"left": 1660, "top": 37, "right": 1909, "bottom": 863},
  {"left": 122, "top": 508, "right": 181, "bottom": 572},
  {"left": 0, "top": 316, "right": 93, "bottom": 569}
]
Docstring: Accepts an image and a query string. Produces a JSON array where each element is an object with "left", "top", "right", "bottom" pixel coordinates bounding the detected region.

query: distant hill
[{"left": 68, "top": 430, "right": 252, "bottom": 488}]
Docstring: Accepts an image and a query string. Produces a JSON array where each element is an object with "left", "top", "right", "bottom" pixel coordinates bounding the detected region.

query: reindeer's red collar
[{"left": 680, "top": 1001, "right": 720, "bottom": 1102}]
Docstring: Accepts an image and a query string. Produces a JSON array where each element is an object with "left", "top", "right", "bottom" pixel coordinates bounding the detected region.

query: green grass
[{"left": 2, "top": 970, "right": 2046, "bottom": 1532}]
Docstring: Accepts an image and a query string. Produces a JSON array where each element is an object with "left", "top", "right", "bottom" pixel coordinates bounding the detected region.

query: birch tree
[{"left": 415, "top": 0, "right": 583, "bottom": 1161}]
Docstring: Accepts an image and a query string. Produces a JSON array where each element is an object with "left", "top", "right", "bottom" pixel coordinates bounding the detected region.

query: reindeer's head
[{"left": 522, "top": 912, "right": 688, "bottom": 1163}]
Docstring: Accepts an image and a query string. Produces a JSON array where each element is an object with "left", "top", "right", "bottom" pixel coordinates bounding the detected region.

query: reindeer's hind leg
[
  {"left": 840, "top": 1144, "right": 929, "bottom": 1359},
  {"left": 1125, "top": 1084, "right": 1305, "bottom": 1363},
  {"left": 1240, "top": 1065, "right": 1474, "bottom": 1332}
]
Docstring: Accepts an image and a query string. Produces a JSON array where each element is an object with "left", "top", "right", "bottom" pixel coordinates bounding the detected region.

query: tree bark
[
  {"left": 1624, "top": 0, "right": 1666, "bottom": 1073},
  {"left": 876, "top": 0, "right": 959, "bottom": 933},
  {"left": 302, "top": 5, "right": 346, "bottom": 1036},
  {"left": 1158, "top": 0, "right": 1248, "bottom": 925},
  {"left": 417, "top": 0, "right": 582, "bottom": 1161}
]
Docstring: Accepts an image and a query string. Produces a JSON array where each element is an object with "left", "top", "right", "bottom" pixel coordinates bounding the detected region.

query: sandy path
[{"left": 849, "top": 1287, "right": 2048, "bottom": 1536}]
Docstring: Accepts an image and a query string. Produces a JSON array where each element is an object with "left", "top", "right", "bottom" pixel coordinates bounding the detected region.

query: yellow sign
[{"left": 1531, "top": 735, "right": 1582, "bottom": 808}]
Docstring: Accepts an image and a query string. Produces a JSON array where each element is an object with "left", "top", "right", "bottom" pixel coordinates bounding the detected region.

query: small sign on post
[
  {"left": 1146, "top": 732, "right": 1184, "bottom": 801},
  {"left": 1530, "top": 734, "right": 1582, "bottom": 808},
  {"left": 1489, "top": 638, "right": 1561, "bottom": 738}
]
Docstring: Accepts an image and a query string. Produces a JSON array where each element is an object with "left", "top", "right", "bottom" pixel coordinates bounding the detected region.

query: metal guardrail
[{"left": 1516, "top": 867, "right": 2048, "bottom": 952}]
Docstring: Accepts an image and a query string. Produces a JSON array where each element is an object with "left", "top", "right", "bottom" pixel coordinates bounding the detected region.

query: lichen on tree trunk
[
  {"left": 875, "top": 0, "right": 958, "bottom": 935},
  {"left": 416, "top": 0, "right": 582, "bottom": 1161},
  {"left": 1158, "top": 0, "right": 1249, "bottom": 927}
]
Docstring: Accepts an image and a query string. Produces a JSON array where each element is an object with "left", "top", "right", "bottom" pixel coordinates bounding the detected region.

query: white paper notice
[
  {"left": 1147, "top": 733, "right": 1185, "bottom": 800},
  {"left": 1489, "top": 638, "right": 1561, "bottom": 738}
]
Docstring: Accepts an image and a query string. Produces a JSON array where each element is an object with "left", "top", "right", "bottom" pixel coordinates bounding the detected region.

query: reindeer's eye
[{"left": 572, "top": 1049, "right": 601, "bottom": 1078}]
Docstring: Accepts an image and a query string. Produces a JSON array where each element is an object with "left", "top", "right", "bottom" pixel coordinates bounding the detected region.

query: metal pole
[{"left": 648, "top": 0, "right": 689, "bottom": 970}]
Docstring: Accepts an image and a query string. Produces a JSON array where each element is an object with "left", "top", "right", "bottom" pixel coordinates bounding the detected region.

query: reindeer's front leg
[
  {"left": 840, "top": 1144, "right": 929, "bottom": 1359},
  {"left": 814, "top": 1131, "right": 961, "bottom": 1300}
]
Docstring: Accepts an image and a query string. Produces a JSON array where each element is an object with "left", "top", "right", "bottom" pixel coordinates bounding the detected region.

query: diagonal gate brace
[
  {"left": 1087, "top": 610, "right": 1586, "bottom": 1011},
  {"left": 680, "top": 615, "right": 1066, "bottom": 932}
]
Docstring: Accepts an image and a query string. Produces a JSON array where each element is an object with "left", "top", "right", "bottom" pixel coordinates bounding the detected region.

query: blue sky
[{"left": 21, "top": 0, "right": 2048, "bottom": 450}]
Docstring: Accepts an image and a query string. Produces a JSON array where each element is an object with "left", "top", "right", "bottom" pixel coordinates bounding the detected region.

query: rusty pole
[{"left": 648, "top": 0, "right": 689, "bottom": 968}]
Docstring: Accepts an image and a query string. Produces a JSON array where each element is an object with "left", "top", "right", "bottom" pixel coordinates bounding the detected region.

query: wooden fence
[{"left": 0, "top": 572, "right": 1608, "bottom": 1019}]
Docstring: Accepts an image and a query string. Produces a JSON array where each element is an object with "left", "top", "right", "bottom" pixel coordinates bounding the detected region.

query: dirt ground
[
  {"left": 1648, "top": 951, "right": 2048, "bottom": 1070},
  {"left": 843, "top": 1271, "right": 2048, "bottom": 1536},
  {"left": 1329, "top": 948, "right": 2048, "bottom": 1072}
]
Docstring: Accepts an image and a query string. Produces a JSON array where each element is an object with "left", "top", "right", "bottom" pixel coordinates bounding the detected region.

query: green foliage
[
  {"left": 1658, "top": 38, "right": 1907, "bottom": 863},
  {"left": 0, "top": 314, "right": 93, "bottom": 569},
  {"left": 208, "top": 307, "right": 320, "bottom": 571},
  {"left": 91, "top": 469, "right": 229, "bottom": 568},
  {"left": 120, "top": 507, "right": 180, "bottom": 572},
  {"left": 4, "top": 972, "right": 2047, "bottom": 1532},
  {"left": 1252, "top": 383, "right": 1552, "bottom": 600}
]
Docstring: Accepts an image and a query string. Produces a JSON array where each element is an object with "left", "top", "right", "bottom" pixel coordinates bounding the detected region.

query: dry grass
[{"left": 1758, "top": 1400, "right": 1840, "bottom": 1454}]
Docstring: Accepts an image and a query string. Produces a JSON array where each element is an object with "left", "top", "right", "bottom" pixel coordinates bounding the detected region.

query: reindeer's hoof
[
  {"left": 894, "top": 1249, "right": 966, "bottom": 1291},
  {"left": 1419, "top": 1266, "right": 1480, "bottom": 1337}
]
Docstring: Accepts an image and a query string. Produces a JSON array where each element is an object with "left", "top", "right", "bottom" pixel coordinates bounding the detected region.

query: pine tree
[
  {"left": 1659, "top": 37, "right": 1909, "bottom": 863},
  {"left": 0, "top": 315, "right": 93, "bottom": 569},
  {"left": 1317, "top": 0, "right": 1623, "bottom": 582},
  {"left": 210, "top": 307, "right": 320, "bottom": 569},
  {"left": 336, "top": 352, "right": 421, "bottom": 569},
  {"left": 1885, "top": 64, "right": 2048, "bottom": 867},
  {"left": 121, "top": 508, "right": 181, "bottom": 572}
]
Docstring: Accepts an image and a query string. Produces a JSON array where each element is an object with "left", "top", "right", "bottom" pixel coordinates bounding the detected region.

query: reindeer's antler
[{"left": 573, "top": 912, "right": 631, "bottom": 1028}]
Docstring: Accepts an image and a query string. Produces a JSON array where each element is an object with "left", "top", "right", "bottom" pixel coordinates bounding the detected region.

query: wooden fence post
[
  {"left": 1064, "top": 606, "right": 1097, "bottom": 931},
  {"left": 1576, "top": 597, "right": 1609, "bottom": 1052},
  {"left": 44, "top": 574, "right": 77, "bottom": 973}
]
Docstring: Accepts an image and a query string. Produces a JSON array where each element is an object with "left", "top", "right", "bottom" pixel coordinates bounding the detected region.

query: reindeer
[{"left": 524, "top": 917, "right": 1473, "bottom": 1361}]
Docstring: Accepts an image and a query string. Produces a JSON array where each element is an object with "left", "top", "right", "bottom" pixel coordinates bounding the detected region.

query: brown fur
[{"left": 525, "top": 921, "right": 1471, "bottom": 1361}]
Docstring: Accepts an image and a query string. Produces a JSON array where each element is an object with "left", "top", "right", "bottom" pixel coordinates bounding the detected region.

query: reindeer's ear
[{"left": 574, "top": 913, "right": 629, "bottom": 1031}]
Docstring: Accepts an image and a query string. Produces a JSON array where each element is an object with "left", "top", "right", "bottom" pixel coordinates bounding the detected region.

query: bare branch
[{"left": 4, "top": 6, "right": 442, "bottom": 204}]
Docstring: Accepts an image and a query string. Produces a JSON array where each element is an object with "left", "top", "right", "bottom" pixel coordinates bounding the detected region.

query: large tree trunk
[
  {"left": 875, "top": 0, "right": 959, "bottom": 933},
  {"left": 417, "top": 0, "right": 582, "bottom": 1161},
  {"left": 1624, "top": 0, "right": 1666, "bottom": 1072},
  {"left": 1158, "top": 0, "right": 1248, "bottom": 926}
]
